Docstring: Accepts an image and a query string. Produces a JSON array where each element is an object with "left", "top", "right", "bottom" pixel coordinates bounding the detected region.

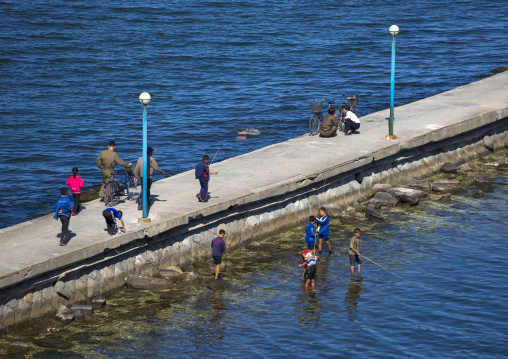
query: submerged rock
[
  {"left": 432, "top": 180, "right": 465, "bottom": 194},
  {"left": 70, "top": 305, "right": 93, "bottom": 316},
  {"left": 372, "top": 183, "right": 391, "bottom": 194},
  {"left": 474, "top": 177, "right": 493, "bottom": 192},
  {"left": 160, "top": 266, "right": 184, "bottom": 279},
  {"left": 7, "top": 341, "right": 29, "bottom": 354},
  {"left": 33, "top": 336, "right": 74, "bottom": 349},
  {"left": 365, "top": 207, "right": 387, "bottom": 221},
  {"left": 368, "top": 192, "right": 400, "bottom": 208},
  {"left": 388, "top": 188, "right": 422, "bottom": 206},
  {"left": 172, "top": 272, "right": 200, "bottom": 283},
  {"left": 55, "top": 305, "right": 74, "bottom": 323},
  {"left": 438, "top": 193, "right": 452, "bottom": 203},
  {"left": 403, "top": 179, "right": 431, "bottom": 191},
  {"left": 498, "top": 162, "right": 508, "bottom": 170},
  {"left": 125, "top": 275, "right": 172, "bottom": 290},
  {"left": 441, "top": 162, "right": 459, "bottom": 174},
  {"left": 92, "top": 296, "right": 106, "bottom": 310},
  {"left": 206, "top": 278, "right": 227, "bottom": 290}
]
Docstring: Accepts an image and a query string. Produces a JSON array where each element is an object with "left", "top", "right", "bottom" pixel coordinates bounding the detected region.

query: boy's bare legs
[
  {"left": 214, "top": 264, "right": 220, "bottom": 280},
  {"left": 318, "top": 237, "right": 323, "bottom": 252},
  {"left": 358, "top": 263, "right": 362, "bottom": 278},
  {"left": 305, "top": 279, "right": 311, "bottom": 289},
  {"left": 351, "top": 265, "right": 355, "bottom": 277},
  {"left": 326, "top": 241, "right": 332, "bottom": 252},
  {"left": 311, "top": 279, "right": 315, "bottom": 291}
]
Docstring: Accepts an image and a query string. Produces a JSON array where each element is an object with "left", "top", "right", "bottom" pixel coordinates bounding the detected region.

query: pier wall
[{"left": 1, "top": 73, "right": 507, "bottom": 331}]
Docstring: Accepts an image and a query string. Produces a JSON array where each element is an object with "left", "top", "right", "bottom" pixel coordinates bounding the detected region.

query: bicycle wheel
[
  {"left": 127, "top": 177, "right": 139, "bottom": 200},
  {"left": 309, "top": 114, "right": 320, "bottom": 136},
  {"left": 104, "top": 181, "right": 120, "bottom": 206},
  {"left": 336, "top": 110, "right": 345, "bottom": 133}
]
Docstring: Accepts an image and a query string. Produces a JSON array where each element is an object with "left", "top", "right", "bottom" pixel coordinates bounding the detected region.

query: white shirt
[{"left": 345, "top": 111, "right": 360, "bottom": 124}]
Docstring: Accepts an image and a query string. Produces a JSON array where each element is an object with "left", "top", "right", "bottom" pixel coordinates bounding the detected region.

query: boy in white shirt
[
  {"left": 299, "top": 248, "right": 319, "bottom": 291},
  {"left": 342, "top": 105, "right": 360, "bottom": 135}
]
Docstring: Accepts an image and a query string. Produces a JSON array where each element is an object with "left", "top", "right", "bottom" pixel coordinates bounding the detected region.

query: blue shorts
[
  {"left": 306, "top": 242, "right": 316, "bottom": 250},
  {"left": 349, "top": 255, "right": 361, "bottom": 266},
  {"left": 318, "top": 234, "right": 329, "bottom": 241}
]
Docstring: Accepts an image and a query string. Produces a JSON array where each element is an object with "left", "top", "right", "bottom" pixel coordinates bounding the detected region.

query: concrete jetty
[{"left": 1, "top": 72, "right": 507, "bottom": 331}]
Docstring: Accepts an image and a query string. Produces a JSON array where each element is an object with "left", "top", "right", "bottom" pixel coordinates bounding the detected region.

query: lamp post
[
  {"left": 386, "top": 24, "right": 399, "bottom": 141},
  {"left": 139, "top": 92, "right": 151, "bottom": 222}
]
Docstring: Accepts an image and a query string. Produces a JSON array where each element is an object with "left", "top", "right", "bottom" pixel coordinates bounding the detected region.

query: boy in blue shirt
[
  {"left": 305, "top": 216, "right": 316, "bottom": 250},
  {"left": 54, "top": 188, "right": 74, "bottom": 246},
  {"left": 102, "top": 208, "right": 126, "bottom": 235},
  {"left": 315, "top": 207, "right": 333, "bottom": 255},
  {"left": 211, "top": 229, "right": 226, "bottom": 279},
  {"left": 195, "top": 155, "right": 218, "bottom": 202}
]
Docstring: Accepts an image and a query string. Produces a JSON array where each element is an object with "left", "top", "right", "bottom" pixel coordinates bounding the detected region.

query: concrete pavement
[{"left": 1, "top": 72, "right": 507, "bottom": 292}]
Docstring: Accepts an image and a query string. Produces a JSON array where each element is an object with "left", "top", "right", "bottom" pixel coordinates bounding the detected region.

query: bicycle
[
  {"left": 104, "top": 165, "right": 139, "bottom": 206},
  {"left": 309, "top": 94, "right": 359, "bottom": 136},
  {"left": 309, "top": 98, "right": 342, "bottom": 136}
]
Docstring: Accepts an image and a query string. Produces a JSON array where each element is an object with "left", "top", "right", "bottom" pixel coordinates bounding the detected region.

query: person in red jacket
[{"left": 66, "top": 167, "right": 84, "bottom": 215}]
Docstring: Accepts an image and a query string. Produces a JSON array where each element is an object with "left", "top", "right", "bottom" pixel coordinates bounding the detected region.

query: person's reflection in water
[
  {"left": 297, "top": 290, "right": 322, "bottom": 326},
  {"left": 345, "top": 278, "right": 363, "bottom": 323}
]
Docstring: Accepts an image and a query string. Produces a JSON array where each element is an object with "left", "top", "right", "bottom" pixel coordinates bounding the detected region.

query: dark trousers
[
  {"left": 137, "top": 177, "right": 153, "bottom": 205},
  {"left": 72, "top": 193, "right": 80, "bottom": 213},
  {"left": 345, "top": 119, "right": 360, "bottom": 133},
  {"left": 198, "top": 180, "right": 209, "bottom": 201},
  {"left": 102, "top": 210, "right": 116, "bottom": 235},
  {"left": 59, "top": 216, "right": 70, "bottom": 243}
]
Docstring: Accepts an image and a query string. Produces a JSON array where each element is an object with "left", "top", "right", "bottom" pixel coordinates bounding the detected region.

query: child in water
[
  {"left": 299, "top": 247, "right": 319, "bottom": 291},
  {"left": 66, "top": 167, "right": 84, "bottom": 215}
]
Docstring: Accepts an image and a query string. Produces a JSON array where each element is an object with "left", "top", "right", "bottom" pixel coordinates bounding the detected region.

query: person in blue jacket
[
  {"left": 195, "top": 155, "right": 218, "bottom": 202},
  {"left": 102, "top": 208, "right": 126, "bottom": 235},
  {"left": 305, "top": 215, "right": 317, "bottom": 250},
  {"left": 53, "top": 188, "right": 74, "bottom": 246},
  {"left": 315, "top": 207, "right": 333, "bottom": 254}
]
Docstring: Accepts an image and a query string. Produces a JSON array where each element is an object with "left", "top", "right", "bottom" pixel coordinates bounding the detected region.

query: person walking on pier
[
  {"left": 133, "top": 146, "right": 165, "bottom": 210},
  {"left": 315, "top": 207, "right": 333, "bottom": 255},
  {"left": 305, "top": 216, "right": 317, "bottom": 250},
  {"left": 53, "top": 188, "right": 73, "bottom": 246},
  {"left": 349, "top": 228, "right": 362, "bottom": 278},
  {"left": 342, "top": 105, "right": 360, "bottom": 135},
  {"left": 102, "top": 208, "right": 125, "bottom": 235},
  {"left": 96, "top": 141, "right": 132, "bottom": 200},
  {"left": 211, "top": 229, "right": 226, "bottom": 280},
  {"left": 319, "top": 107, "right": 339, "bottom": 137},
  {"left": 66, "top": 167, "right": 84, "bottom": 215},
  {"left": 195, "top": 154, "right": 218, "bottom": 202}
]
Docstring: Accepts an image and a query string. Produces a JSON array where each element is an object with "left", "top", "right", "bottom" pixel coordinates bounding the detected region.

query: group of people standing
[
  {"left": 298, "top": 206, "right": 363, "bottom": 292},
  {"left": 319, "top": 105, "right": 361, "bottom": 138}
]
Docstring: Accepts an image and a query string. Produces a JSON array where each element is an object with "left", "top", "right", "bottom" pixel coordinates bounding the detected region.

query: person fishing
[
  {"left": 349, "top": 228, "right": 362, "bottom": 278},
  {"left": 96, "top": 141, "right": 132, "bottom": 201},
  {"left": 133, "top": 146, "right": 165, "bottom": 210},
  {"left": 299, "top": 247, "right": 319, "bottom": 291},
  {"left": 315, "top": 207, "right": 333, "bottom": 255},
  {"left": 305, "top": 216, "right": 317, "bottom": 250},
  {"left": 195, "top": 154, "right": 218, "bottom": 202}
]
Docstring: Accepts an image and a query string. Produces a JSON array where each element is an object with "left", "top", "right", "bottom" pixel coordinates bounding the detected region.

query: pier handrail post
[
  {"left": 386, "top": 25, "right": 399, "bottom": 141},
  {"left": 139, "top": 92, "right": 151, "bottom": 222}
]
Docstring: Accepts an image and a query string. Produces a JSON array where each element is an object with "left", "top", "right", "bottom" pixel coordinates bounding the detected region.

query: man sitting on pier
[{"left": 319, "top": 107, "right": 339, "bottom": 137}]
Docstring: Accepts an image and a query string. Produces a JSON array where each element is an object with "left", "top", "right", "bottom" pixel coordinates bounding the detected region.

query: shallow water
[
  {"left": 1, "top": 152, "right": 507, "bottom": 358},
  {"left": 1, "top": 0, "right": 507, "bottom": 228}
]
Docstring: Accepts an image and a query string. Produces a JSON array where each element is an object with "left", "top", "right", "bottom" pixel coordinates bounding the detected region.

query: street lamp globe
[
  {"left": 389, "top": 25, "right": 399, "bottom": 36},
  {"left": 139, "top": 92, "right": 151, "bottom": 105}
]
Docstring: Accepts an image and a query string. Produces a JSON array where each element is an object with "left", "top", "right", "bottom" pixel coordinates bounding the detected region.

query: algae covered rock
[{"left": 441, "top": 162, "right": 459, "bottom": 174}]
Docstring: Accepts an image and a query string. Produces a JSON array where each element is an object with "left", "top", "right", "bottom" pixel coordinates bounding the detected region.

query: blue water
[
  {"left": 0, "top": 0, "right": 506, "bottom": 229},
  {"left": 2, "top": 173, "right": 506, "bottom": 358}
]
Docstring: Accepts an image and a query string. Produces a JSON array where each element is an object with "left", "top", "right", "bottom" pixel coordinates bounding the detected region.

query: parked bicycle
[
  {"left": 309, "top": 94, "right": 359, "bottom": 136},
  {"left": 104, "top": 165, "right": 139, "bottom": 206}
]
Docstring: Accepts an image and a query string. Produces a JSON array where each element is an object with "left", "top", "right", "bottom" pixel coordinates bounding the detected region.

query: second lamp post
[{"left": 139, "top": 92, "right": 151, "bottom": 220}]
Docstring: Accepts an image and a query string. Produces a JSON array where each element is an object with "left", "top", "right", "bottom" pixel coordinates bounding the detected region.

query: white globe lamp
[
  {"left": 389, "top": 25, "right": 399, "bottom": 36},
  {"left": 139, "top": 92, "right": 151, "bottom": 105}
]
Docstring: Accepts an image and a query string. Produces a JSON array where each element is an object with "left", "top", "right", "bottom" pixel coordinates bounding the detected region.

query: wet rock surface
[
  {"left": 125, "top": 275, "right": 172, "bottom": 290},
  {"left": 372, "top": 183, "right": 391, "bottom": 194},
  {"left": 368, "top": 192, "right": 400, "bottom": 208},
  {"left": 432, "top": 180, "right": 465, "bottom": 194},
  {"left": 388, "top": 188, "right": 422, "bottom": 206},
  {"left": 403, "top": 179, "right": 431, "bottom": 191},
  {"left": 474, "top": 177, "right": 493, "bottom": 192},
  {"left": 92, "top": 296, "right": 106, "bottom": 310},
  {"left": 33, "top": 336, "right": 74, "bottom": 349},
  {"left": 365, "top": 207, "right": 387, "bottom": 221},
  {"left": 441, "top": 162, "right": 459, "bottom": 174}
]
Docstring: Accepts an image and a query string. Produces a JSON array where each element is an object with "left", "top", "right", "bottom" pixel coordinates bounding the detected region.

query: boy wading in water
[
  {"left": 53, "top": 188, "right": 73, "bottom": 246},
  {"left": 195, "top": 155, "right": 218, "bottom": 202},
  {"left": 315, "top": 207, "right": 333, "bottom": 255},
  {"left": 349, "top": 228, "right": 362, "bottom": 279},
  {"left": 299, "top": 247, "right": 319, "bottom": 291},
  {"left": 305, "top": 216, "right": 317, "bottom": 250},
  {"left": 211, "top": 229, "right": 226, "bottom": 279}
]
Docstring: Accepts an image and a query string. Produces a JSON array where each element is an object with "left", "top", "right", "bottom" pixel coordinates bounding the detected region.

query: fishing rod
[
  {"left": 209, "top": 146, "right": 221, "bottom": 166},
  {"left": 357, "top": 253, "right": 410, "bottom": 282}
]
